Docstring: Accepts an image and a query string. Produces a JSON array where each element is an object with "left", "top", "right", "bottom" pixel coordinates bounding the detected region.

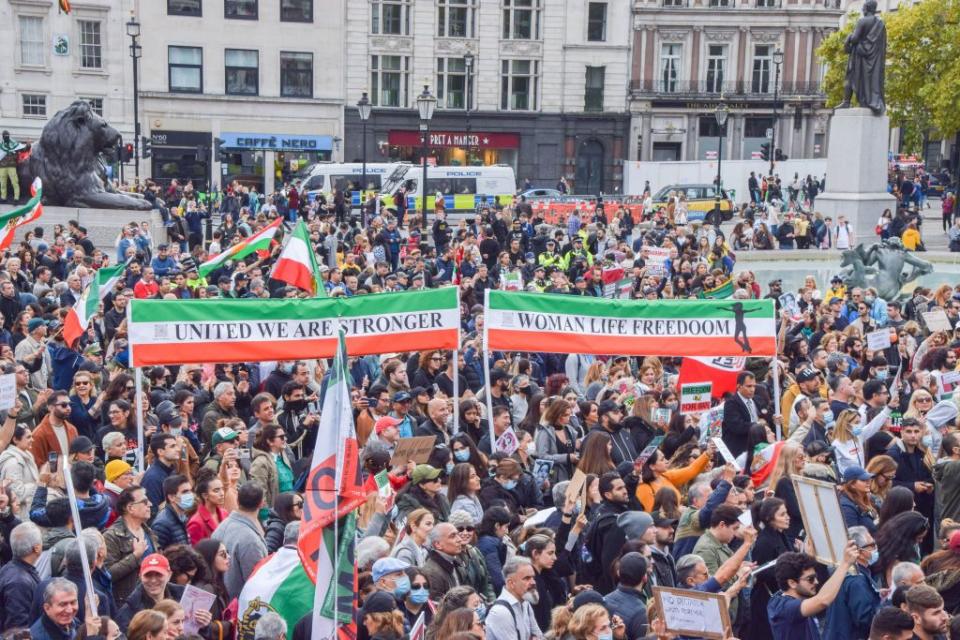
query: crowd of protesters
[{"left": 2, "top": 175, "right": 960, "bottom": 640}]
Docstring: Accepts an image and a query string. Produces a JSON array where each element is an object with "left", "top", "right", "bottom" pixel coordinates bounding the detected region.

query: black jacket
[
  {"left": 152, "top": 503, "right": 190, "bottom": 549},
  {"left": 0, "top": 558, "right": 39, "bottom": 629},
  {"left": 582, "top": 500, "right": 630, "bottom": 594},
  {"left": 750, "top": 526, "right": 791, "bottom": 640},
  {"left": 721, "top": 394, "right": 754, "bottom": 458},
  {"left": 116, "top": 583, "right": 186, "bottom": 631}
]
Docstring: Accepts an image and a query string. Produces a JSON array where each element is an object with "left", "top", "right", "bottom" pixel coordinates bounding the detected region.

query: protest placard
[
  {"left": 390, "top": 436, "right": 437, "bottom": 467},
  {"left": 495, "top": 427, "right": 520, "bottom": 455},
  {"left": 923, "top": 309, "right": 953, "bottom": 332},
  {"left": 636, "top": 435, "right": 665, "bottom": 466},
  {"left": 711, "top": 437, "right": 741, "bottom": 471},
  {"left": 698, "top": 404, "right": 725, "bottom": 444},
  {"left": 181, "top": 584, "right": 218, "bottom": 635},
  {"left": 653, "top": 587, "right": 731, "bottom": 640},
  {"left": 866, "top": 329, "right": 892, "bottom": 351},
  {"left": 642, "top": 246, "right": 671, "bottom": 276},
  {"left": 0, "top": 373, "right": 15, "bottom": 411},
  {"left": 533, "top": 459, "right": 554, "bottom": 486},
  {"left": 565, "top": 469, "right": 588, "bottom": 505},
  {"left": 792, "top": 475, "right": 848, "bottom": 565},
  {"left": 680, "top": 382, "right": 712, "bottom": 413},
  {"left": 779, "top": 292, "right": 802, "bottom": 321}
]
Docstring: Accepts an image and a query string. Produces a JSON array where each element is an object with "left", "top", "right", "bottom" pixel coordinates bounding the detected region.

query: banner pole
[
  {"left": 452, "top": 348, "right": 460, "bottom": 435},
  {"left": 135, "top": 367, "right": 145, "bottom": 473},
  {"left": 483, "top": 289, "right": 496, "bottom": 453},
  {"left": 61, "top": 461, "right": 99, "bottom": 619},
  {"left": 772, "top": 356, "right": 782, "bottom": 441}
]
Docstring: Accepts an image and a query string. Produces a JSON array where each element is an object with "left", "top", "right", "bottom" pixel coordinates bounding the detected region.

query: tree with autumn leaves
[{"left": 816, "top": 0, "right": 960, "bottom": 153}]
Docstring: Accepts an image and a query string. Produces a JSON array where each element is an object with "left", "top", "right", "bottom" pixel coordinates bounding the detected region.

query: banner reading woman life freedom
[
  {"left": 485, "top": 290, "right": 777, "bottom": 357},
  {"left": 127, "top": 287, "right": 460, "bottom": 366}
]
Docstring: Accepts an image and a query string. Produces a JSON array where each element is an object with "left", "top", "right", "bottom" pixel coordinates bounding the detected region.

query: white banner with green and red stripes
[
  {"left": 127, "top": 287, "right": 459, "bottom": 366},
  {"left": 484, "top": 290, "right": 776, "bottom": 357}
]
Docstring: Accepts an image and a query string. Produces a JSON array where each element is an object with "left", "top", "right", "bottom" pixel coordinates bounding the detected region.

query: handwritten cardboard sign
[
  {"left": 923, "top": 309, "right": 953, "bottom": 333},
  {"left": 866, "top": 329, "right": 891, "bottom": 351},
  {"left": 390, "top": 436, "right": 437, "bottom": 467},
  {"left": 711, "top": 437, "right": 741, "bottom": 471},
  {"left": 653, "top": 586, "right": 731, "bottom": 640}
]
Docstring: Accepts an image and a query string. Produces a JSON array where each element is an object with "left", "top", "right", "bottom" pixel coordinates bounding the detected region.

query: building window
[
  {"left": 280, "top": 0, "right": 312, "bottom": 21},
  {"left": 22, "top": 94, "right": 47, "bottom": 118},
  {"left": 371, "top": 0, "right": 410, "bottom": 35},
  {"left": 752, "top": 44, "right": 772, "bottom": 93},
  {"left": 18, "top": 16, "right": 45, "bottom": 66},
  {"left": 705, "top": 44, "right": 726, "bottom": 93},
  {"left": 438, "top": 0, "right": 476, "bottom": 38},
  {"left": 82, "top": 97, "right": 104, "bottom": 116},
  {"left": 502, "top": 0, "right": 541, "bottom": 40},
  {"left": 744, "top": 116, "right": 774, "bottom": 137},
  {"left": 501, "top": 59, "right": 538, "bottom": 110},
  {"left": 587, "top": 3, "right": 606, "bottom": 42},
  {"left": 437, "top": 58, "right": 468, "bottom": 109},
  {"left": 168, "top": 45, "right": 203, "bottom": 93},
  {"left": 168, "top": 0, "right": 202, "bottom": 15},
  {"left": 662, "top": 0, "right": 686, "bottom": 6},
  {"left": 709, "top": 0, "right": 732, "bottom": 6},
  {"left": 225, "top": 0, "right": 257, "bottom": 19},
  {"left": 225, "top": 49, "right": 259, "bottom": 95},
  {"left": 699, "top": 116, "right": 724, "bottom": 137},
  {"left": 584, "top": 66, "right": 604, "bottom": 111},
  {"left": 660, "top": 43, "right": 681, "bottom": 93},
  {"left": 280, "top": 51, "right": 313, "bottom": 97},
  {"left": 78, "top": 20, "right": 102, "bottom": 70},
  {"left": 371, "top": 55, "right": 409, "bottom": 107}
]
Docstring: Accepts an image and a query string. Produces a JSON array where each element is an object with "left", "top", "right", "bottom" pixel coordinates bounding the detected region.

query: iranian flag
[
  {"left": 272, "top": 219, "right": 324, "bottom": 296},
  {"left": 485, "top": 290, "right": 776, "bottom": 357},
  {"left": 699, "top": 277, "right": 735, "bottom": 299},
  {"left": 236, "top": 546, "right": 315, "bottom": 640},
  {"left": 298, "top": 328, "right": 366, "bottom": 640},
  {"left": 0, "top": 177, "right": 43, "bottom": 229},
  {"left": 678, "top": 357, "right": 746, "bottom": 400},
  {"left": 198, "top": 216, "right": 282, "bottom": 277},
  {"left": 63, "top": 262, "right": 127, "bottom": 348}
]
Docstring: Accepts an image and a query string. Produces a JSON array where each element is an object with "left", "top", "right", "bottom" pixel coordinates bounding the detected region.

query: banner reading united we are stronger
[
  {"left": 485, "top": 290, "right": 776, "bottom": 357},
  {"left": 128, "top": 287, "right": 459, "bottom": 366}
]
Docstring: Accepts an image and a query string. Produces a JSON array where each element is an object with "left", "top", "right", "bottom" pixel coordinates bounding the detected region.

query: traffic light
[
  {"left": 120, "top": 142, "right": 134, "bottom": 163},
  {"left": 214, "top": 137, "right": 228, "bottom": 163},
  {"left": 760, "top": 143, "right": 771, "bottom": 162},
  {"left": 775, "top": 148, "right": 787, "bottom": 162},
  {"left": 141, "top": 135, "right": 152, "bottom": 159}
]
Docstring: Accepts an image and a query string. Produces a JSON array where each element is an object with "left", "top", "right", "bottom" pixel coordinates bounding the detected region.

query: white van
[
  {"left": 379, "top": 164, "right": 517, "bottom": 213},
  {"left": 301, "top": 162, "right": 400, "bottom": 205}
]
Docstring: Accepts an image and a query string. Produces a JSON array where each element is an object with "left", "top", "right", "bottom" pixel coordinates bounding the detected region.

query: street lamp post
[
  {"left": 357, "top": 92, "right": 372, "bottom": 208},
  {"left": 463, "top": 52, "right": 474, "bottom": 165},
  {"left": 770, "top": 48, "right": 784, "bottom": 176},
  {"left": 713, "top": 100, "right": 729, "bottom": 237},
  {"left": 416, "top": 84, "right": 436, "bottom": 231},
  {"left": 126, "top": 17, "right": 142, "bottom": 182}
]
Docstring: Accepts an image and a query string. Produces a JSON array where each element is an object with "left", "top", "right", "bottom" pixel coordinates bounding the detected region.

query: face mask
[
  {"left": 170, "top": 427, "right": 182, "bottom": 437},
  {"left": 852, "top": 424, "right": 864, "bottom": 437},
  {"left": 389, "top": 504, "right": 399, "bottom": 520},
  {"left": 392, "top": 575, "right": 411, "bottom": 599},
  {"left": 475, "top": 603, "right": 487, "bottom": 620},
  {"left": 922, "top": 435, "right": 933, "bottom": 449},
  {"left": 285, "top": 399, "right": 307, "bottom": 412},
  {"left": 822, "top": 411, "right": 834, "bottom": 424},
  {"left": 409, "top": 587, "right": 429, "bottom": 604},
  {"left": 875, "top": 369, "right": 889, "bottom": 381},
  {"left": 445, "top": 461, "right": 455, "bottom": 474},
  {"left": 869, "top": 549, "right": 879, "bottom": 565},
  {"left": 522, "top": 590, "right": 539, "bottom": 605},
  {"left": 865, "top": 296, "right": 876, "bottom": 305},
  {"left": 665, "top": 402, "right": 679, "bottom": 411},
  {"left": 178, "top": 492, "right": 195, "bottom": 510},
  {"left": 598, "top": 633, "right": 613, "bottom": 640},
  {"left": 525, "top": 442, "right": 536, "bottom": 456},
  {"left": 503, "top": 478, "right": 518, "bottom": 491},
  {"left": 454, "top": 449, "right": 471, "bottom": 462}
]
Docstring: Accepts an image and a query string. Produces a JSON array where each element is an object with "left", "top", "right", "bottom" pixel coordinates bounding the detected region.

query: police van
[
  {"left": 380, "top": 164, "right": 517, "bottom": 213},
  {"left": 301, "top": 162, "right": 399, "bottom": 206}
]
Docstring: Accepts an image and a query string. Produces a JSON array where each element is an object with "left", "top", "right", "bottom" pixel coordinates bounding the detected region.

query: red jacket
[
  {"left": 186, "top": 503, "right": 229, "bottom": 544},
  {"left": 30, "top": 414, "right": 78, "bottom": 468},
  {"left": 134, "top": 279, "right": 160, "bottom": 299}
]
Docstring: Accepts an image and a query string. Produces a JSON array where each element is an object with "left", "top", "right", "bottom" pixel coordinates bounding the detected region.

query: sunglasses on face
[{"left": 457, "top": 526, "right": 475, "bottom": 533}]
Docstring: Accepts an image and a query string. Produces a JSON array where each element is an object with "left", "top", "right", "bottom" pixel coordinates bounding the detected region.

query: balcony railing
[
  {"left": 630, "top": 79, "right": 823, "bottom": 97},
  {"left": 659, "top": 0, "right": 783, "bottom": 7}
]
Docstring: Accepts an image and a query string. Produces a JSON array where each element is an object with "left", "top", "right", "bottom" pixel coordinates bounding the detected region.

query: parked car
[{"left": 649, "top": 184, "right": 735, "bottom": 223}]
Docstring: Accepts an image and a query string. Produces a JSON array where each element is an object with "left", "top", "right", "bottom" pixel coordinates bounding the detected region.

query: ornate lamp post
[
  {"left": 416, "top": 84, "right": 437, "bottom": 231},
  {"left": 713, "top": 100, "right": 729, "bottom": 236}
]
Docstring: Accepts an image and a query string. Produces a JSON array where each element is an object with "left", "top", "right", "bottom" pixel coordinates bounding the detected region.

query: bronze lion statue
[{"left": 30, "top": 100, "right": 152, "bottom": 210}]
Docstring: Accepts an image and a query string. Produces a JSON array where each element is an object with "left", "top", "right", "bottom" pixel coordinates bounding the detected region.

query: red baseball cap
[
  {"left": 375, "top": 416, "right": 402, "bottom": 435},
  {"left": 140, "top": 553, "right": 171, "bottom": 577}
]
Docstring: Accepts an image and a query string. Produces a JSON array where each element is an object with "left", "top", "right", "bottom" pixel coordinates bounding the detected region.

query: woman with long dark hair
[
  {"left": 878, "top": 485, "right": 915, "bottom": 526},
  {"left": 450, "top": 433, "right": 486, "bottom": 479},
  {"left": 99, "top": 373, "right": 136, "bottom": 424},
  {"left": 448, "top": 463, "right": 484, "bottom": 525},
  {"left": 457, "top": 400, "right": 487, "bottom": 451},
  {"left": 875, "top": 510, "right": 929, "bottom": 587},
  {"left": 519, "top": 393, "right": 547, "bottom": 436},
  {"left": 535, "top": 397, "right": 579, "bottom": 483},
  {"left": 475, "top": 506, "right": 512, "bottom": 594},
  {"left": 576, "top": 431, "right": 616, "bottom": 477},
  {"left": 262, "top": 492, "right": 302, "bottom": 553},
  {"left": 636, "top": 441, "right": 715, "bottom": 512},
  {"left": 750, "top": 497, "right": 792, "bottom": 640}
]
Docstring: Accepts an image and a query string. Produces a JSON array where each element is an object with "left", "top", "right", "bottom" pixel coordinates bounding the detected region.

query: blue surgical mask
[
  {"left": 445, "top": 461, "right": 455, "bottom": 474},
  {"left": 503, "top": 479, "right": 518, "bottom": 491},
  {"left": 392, "top": 575, "right": 411, "bottom": 599},
  {"left": 475, "top": 603, "right": 487, "bottom": 620},
  {"left": 822, "top": 411, "right": 835, "bottom": 424},
  {"left": 409, "top": 587, "right": 429, "bottom": 604},
  {"left": 869, "top": 549, "right": 879, "bottom": 565},
  {"left": 876, "top": 369, "right": 889, "bottom": 381},
  {"left": 922, "top": 435, "right": 933, "bottom": 449},
  {"left": 454, "top": 449, "right": 471, "bottom": 462},
  {"left": 598, "top": 633, "right": 613, "bottom": 640},
  {"left": 389, "top": 504, "right": 399, "bottom": 520},
  {"left": 852, "top": 424, "right": 864, "bottom": 437},
  {"left": 178, "top": 492, "right": 195, "bottom": 510},
  {"left": 170, "top": 427, "right": 182, "bottom": 437}
]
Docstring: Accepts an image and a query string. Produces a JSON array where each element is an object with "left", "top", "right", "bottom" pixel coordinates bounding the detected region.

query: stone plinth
[
  {"left": 0, "top": 204, "right": 164, "bottom": 254},
  {"left": 814, "top": 107, "right": 897, "bottom": 240}
]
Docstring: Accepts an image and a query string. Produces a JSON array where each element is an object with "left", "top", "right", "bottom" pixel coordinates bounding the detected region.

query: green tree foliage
[{"left": 816, "top": 0, "right": 960, "bottom": 153}]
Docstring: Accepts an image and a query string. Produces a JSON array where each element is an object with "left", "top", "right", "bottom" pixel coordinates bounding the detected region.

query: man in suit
[{"left": 722, "top": 371, "right": 760, "bottom": 458}]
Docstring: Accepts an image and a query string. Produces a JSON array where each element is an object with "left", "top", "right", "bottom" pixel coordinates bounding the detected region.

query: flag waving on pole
[
  {"left": 63, "top": 261, "right": 128, "bottom": 348},
  {"left": 198, "top": 216, "right": 282, "bottom": 277},
  {"left": 0, "top": 177, "right": 43, "bottom": 230},
  {"left": 298, "top": 327, "right": 365, "bottom": 640},
  {"left": 272, "top": 218, "right": 325, "bottom": 296}
]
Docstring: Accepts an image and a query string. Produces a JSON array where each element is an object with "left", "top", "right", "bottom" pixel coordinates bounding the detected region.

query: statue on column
[{"left": 837, "top": 0, "right": 886, "bottom": 115}]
